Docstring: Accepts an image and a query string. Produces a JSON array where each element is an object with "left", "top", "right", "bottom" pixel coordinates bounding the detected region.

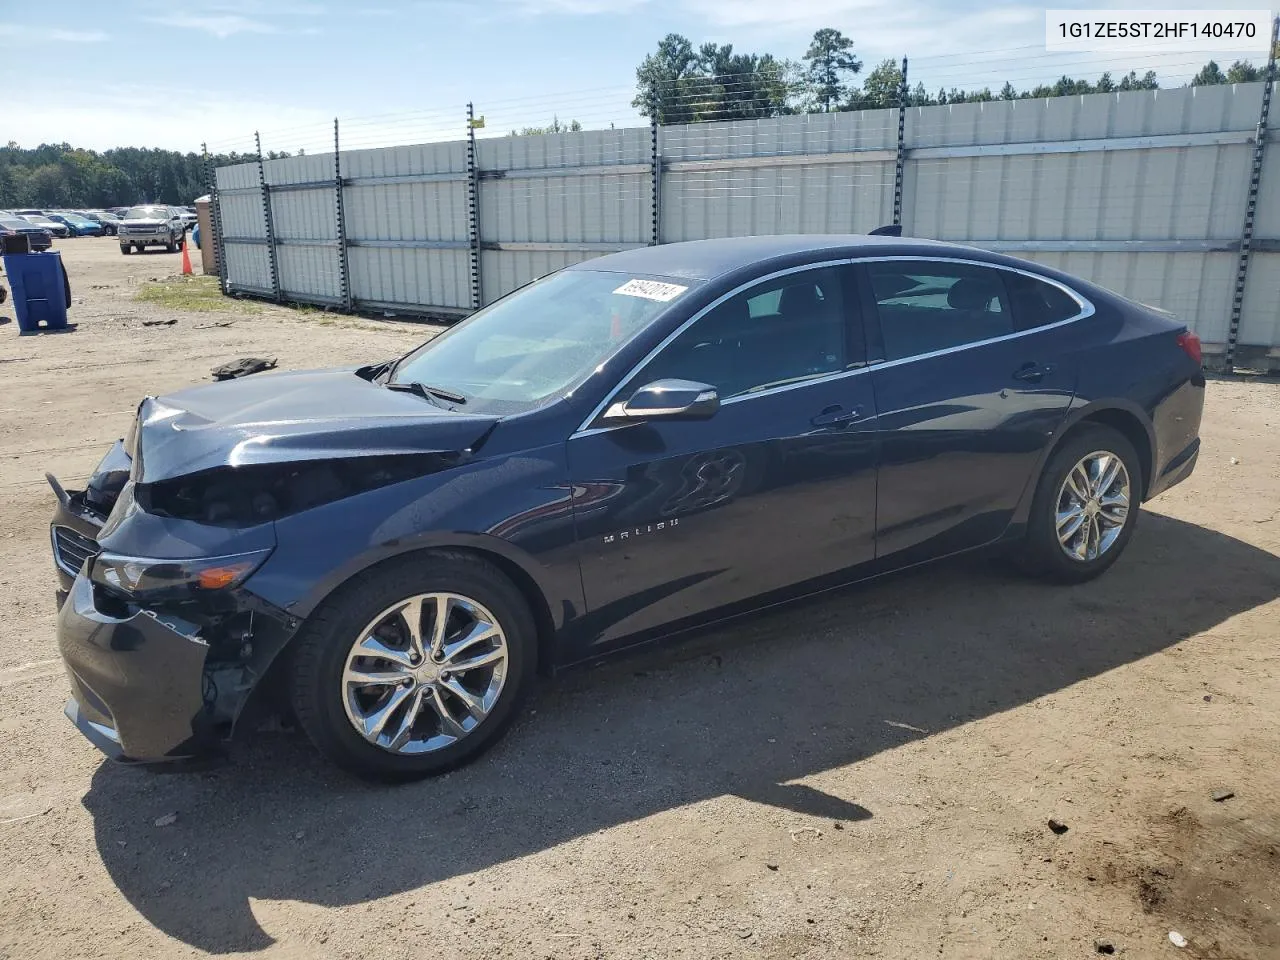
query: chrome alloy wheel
[
  {"left": 341, "top": 592, "right": 509, "bottom": 754},
  {"left": 1055, "top": 450, "right": 1131, "bottom": 562}
]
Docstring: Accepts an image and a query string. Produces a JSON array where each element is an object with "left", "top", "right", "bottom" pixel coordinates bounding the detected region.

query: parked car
[
  {"left": 77, "top": 211, "right": 119, "bottom": 236},
  {"left": 177, "top": 206, "right": 198, "bottom": 228},
  {"left": 45, "top": 213, "right": 103, "bottom": 237},
  {"left": 0, "top": 216, "right": 54, "bottom": 251},
  {"left": 49, "top": 235, "right": 1205, "bottom": 781},
  {"left": 12, "top": 209, "right": 45, "bottom": 217},
  {"left": 116, "top": 205, "right": 186, "bottom": 253},
  {"left": 19, "top": 214, "right": 69, "bottom": 238}
]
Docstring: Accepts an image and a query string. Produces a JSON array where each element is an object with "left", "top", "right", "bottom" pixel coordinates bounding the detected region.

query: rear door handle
[
  {"left": 1012, "top": 362, "right": 1054, "bottom": 383},
  {"left": 811, "top": 404, "right": 862, "bottom": 428}
]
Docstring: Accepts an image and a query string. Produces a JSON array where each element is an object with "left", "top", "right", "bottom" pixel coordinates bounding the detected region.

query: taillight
[{"left": 1176, "top": 331, "right": 1202, "bottom": 366}]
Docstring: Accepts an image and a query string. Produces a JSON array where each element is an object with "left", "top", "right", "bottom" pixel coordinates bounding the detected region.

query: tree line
[
  {"left": 633, "top": 28, "right": 1272, "bottom": 122},
  {"left": 0, "top": 143, "right": 289, "bottom": 211}
]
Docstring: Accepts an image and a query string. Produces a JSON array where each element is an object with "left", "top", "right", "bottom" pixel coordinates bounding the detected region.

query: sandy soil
[{"left": 0, "top": 238, "right": 1277, "bottom": 960}]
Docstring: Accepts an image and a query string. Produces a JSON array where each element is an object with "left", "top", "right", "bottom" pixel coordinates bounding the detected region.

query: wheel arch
[
  {"left": 286, "top": 534, "right": 563, "bottom": 676},
  {"left": 1013, "top": 400, "right": 1156, "bottom": 526}
]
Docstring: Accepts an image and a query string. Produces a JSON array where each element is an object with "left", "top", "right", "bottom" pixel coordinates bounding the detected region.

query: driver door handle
[
  {"left": 811, "top": 404, "right": 862, "bottom": 428},
  {"left": 1012, "top": 362, "right": 1055, "bottom": 383}
]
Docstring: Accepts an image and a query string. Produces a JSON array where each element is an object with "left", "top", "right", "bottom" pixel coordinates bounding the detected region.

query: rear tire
[
  {"left": 289, "top": 551, "right": 537, "bottom": 782},
  {"left": 1016, "top": 424, "right": 1142, "bottom": 583}
]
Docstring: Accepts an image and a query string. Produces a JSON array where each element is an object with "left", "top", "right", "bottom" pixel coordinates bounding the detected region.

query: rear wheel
[
  {"left": 1017, "top": 424, "right": 1141, "bottom": 583},
  {"left": 289, "top": 552, "right": 536, "bottom": 781}
]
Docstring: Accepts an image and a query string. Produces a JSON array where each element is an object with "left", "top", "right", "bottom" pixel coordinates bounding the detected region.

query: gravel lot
[{"left": 1, "top": 237, "right": 1278, "bottom": 959}]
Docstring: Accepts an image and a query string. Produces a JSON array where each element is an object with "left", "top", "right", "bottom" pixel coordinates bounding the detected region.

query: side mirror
[{"left": 602, "top": 379, "right": 719, "bottom": 423}]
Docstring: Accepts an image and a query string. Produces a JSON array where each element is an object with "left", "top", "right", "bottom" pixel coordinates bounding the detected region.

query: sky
[{"left": 2, "top": 0, "right": 1272, "bottom": 154}]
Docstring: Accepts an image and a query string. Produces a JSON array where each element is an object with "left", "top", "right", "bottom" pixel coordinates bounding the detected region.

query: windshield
[
  {"left": 124, "top": 206, "right": 168, "bottom": 220},
  {"left": 390, "top": 269, "right": 696, "bottom": 416}
]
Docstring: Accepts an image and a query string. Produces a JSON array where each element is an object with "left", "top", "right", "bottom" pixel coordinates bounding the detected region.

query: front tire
[
  {"left": 120, "top": 245, "right": 130, "bottom": 255},
  {"left": 1017, "top": 424, "right": 1141, "bottom": 583},
  {"left": 289, "top": 552, "right": 536, "bottom": 781}
]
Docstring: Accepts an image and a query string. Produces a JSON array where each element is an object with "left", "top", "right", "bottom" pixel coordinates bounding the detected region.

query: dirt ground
[{"left": 0, "top": 237, "right": 1277, "bottom": 960}]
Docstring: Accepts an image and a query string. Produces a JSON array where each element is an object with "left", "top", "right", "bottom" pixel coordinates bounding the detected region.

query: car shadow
[{"left": 81, "top": 512, "right": 1280, "bottom": 952}]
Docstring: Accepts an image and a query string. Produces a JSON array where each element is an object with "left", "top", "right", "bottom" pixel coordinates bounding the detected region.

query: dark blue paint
[{"left": 50, "top": 235, "right": 1205, "bottom": 761}]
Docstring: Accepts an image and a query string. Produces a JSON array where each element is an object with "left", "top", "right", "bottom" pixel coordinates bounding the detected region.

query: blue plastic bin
[{"left": 2, "top": 250, "right": 70, "bottom": 332}]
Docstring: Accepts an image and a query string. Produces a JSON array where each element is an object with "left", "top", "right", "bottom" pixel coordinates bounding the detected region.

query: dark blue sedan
[{"left": 49, "top": 235, "right": 1204, "bottom": 780}]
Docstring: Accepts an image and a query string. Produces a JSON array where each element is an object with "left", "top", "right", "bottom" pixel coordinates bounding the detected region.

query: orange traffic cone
[{"left": 180, "top": 238, "right": 193, "bottom": 276}]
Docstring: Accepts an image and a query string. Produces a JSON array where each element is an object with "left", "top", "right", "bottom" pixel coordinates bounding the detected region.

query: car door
[
  {"left": 859, "top": 257, "right": 1085, "bottom": 564},
  {"left": 566, "top": 262, "right": 879, "bottom": 653}
]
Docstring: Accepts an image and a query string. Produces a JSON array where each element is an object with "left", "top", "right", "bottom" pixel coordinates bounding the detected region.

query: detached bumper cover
[{"left": 58, "top": 574, "right": 214, "bottom": 762}]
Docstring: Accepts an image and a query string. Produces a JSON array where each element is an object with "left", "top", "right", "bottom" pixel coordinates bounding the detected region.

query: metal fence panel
[
  {"left": 222, "top": 242, "right": 273, "bottom": 293},
  {"left": 1238, "top": 252, "right": 1280, "bottom": 348},
  {"left": 347, "top": 246, "right": 471, "bottom": 311},
  {"left": 269, "top": 189, "right": 337, "bottom": 242},
  {"left": 212, "top": 82, "right": 1277, "bottom": 360},
  {"left": 276, "top": 244, "right": 341, "bottom": 303}
]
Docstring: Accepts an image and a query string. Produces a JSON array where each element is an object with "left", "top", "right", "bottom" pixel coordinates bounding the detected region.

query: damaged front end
[
  {"left": 51, "top": 369, "right": 498, "bottom": 764},
  {"left": 52, "top": 464, "right": 297, "bottom": 764}
]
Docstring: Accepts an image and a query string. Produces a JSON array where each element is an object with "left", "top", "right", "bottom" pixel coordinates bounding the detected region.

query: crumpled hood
[{"left": 135, "top": 367, "right": 499, "bottom": 482}]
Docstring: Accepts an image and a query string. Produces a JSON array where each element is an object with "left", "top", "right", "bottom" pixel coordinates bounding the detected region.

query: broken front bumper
[{"left": 58, "top": 572, "right": 215, "bottom": 762}]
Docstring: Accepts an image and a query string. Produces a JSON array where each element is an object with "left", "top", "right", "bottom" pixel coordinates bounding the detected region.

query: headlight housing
[{"left": 89, "top": 548, "right": 271, "bottom": 601}]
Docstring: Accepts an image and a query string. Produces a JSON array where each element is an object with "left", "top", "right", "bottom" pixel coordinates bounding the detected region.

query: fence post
[
  {"left": 254, "top": 131, "right": 282, "bottom": 303},
  {"left": 893, "top": 57, "right": 909, "bottom": 228},
  {"left": 466, "top": 102, "right": 482, "bottom": 311},
  {"left": 1224, "top": 16, "right": 1278, "bottom": 373},
  {"left": 201, "top": 142, "right": 226, "bottom": 292},
  {"left": 333, "top": 119, "right": 352, "bottom": 312},
  {"left": 649, "top": 101, "right": 662, "bottom": 245}
]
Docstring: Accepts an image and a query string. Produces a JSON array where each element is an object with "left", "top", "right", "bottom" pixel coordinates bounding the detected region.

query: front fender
[{"left": 245, "top": 443, "right": 582, "bottom": 632}]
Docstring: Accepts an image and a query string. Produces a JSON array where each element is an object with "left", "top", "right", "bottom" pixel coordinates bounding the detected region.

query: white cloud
[
  {"left": 0, "top": 23, "right": 108, "bottom": 42},
  {"left": 144, "top": 14, "right": 279, "bottom": 38}
]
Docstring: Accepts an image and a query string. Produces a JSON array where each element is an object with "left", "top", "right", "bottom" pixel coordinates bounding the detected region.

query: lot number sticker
[{"left": 613, "top": 279, "right": 688, "bottom": 302}]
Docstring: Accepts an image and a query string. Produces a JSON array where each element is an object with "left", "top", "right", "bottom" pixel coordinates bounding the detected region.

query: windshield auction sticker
[
  {"left": 613, "top": 279, "right": 689, "bottom": 302},
  {"left": 1046, "top": 10, "right": 1271, "bottom": 52}
]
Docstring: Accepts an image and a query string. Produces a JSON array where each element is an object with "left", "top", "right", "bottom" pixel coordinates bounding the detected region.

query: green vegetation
[
  {"left": 0, "top": 143, "right": 291, "bottom": 210},
  {"left": 633, "top": 28, "right": 1272, "bottom": 121},
  {"left": 135, "top": 276, "right": 262, "bottom": 313}
]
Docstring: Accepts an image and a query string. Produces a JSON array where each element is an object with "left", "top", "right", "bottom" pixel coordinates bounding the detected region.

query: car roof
[{"left": 569, "top": 234, "right": 999, "bottom": 282}]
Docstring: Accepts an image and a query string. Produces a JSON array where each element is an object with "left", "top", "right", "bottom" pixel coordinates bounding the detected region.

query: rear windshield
[{"left": 124, "top": 206, "right": 168, "bottom": 219}]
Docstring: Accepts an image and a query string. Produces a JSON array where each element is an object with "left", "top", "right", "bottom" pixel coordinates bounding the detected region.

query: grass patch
[{"left": 135, "top": 275, "right": 262, "bottom": 314}]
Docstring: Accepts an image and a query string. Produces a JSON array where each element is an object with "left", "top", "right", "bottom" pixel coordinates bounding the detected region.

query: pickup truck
[{"left": 117, "top": 205, "right": 187, "bottom": 254}]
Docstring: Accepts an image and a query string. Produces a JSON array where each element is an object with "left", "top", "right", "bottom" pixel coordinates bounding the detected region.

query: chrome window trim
[
  {"left": 570, "top": 254, "right": 1095, "bottom": 438},
  {"left": 856, "top": 255, "right": 1095, "bottom": 369}
]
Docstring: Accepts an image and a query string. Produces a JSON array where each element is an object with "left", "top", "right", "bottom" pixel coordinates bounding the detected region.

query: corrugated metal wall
[{"left": 214, "top": 82, "right": 1278, "bottom": 360}]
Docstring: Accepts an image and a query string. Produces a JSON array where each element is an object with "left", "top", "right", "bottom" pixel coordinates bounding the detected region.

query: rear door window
[{"left": 867, "top": 260, "right": 1013, "bottom": 361}]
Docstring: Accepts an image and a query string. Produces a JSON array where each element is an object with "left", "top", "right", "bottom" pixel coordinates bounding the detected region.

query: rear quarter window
[{"left": 1003, "top": 272, "right": 1084, "bottom": 331}]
